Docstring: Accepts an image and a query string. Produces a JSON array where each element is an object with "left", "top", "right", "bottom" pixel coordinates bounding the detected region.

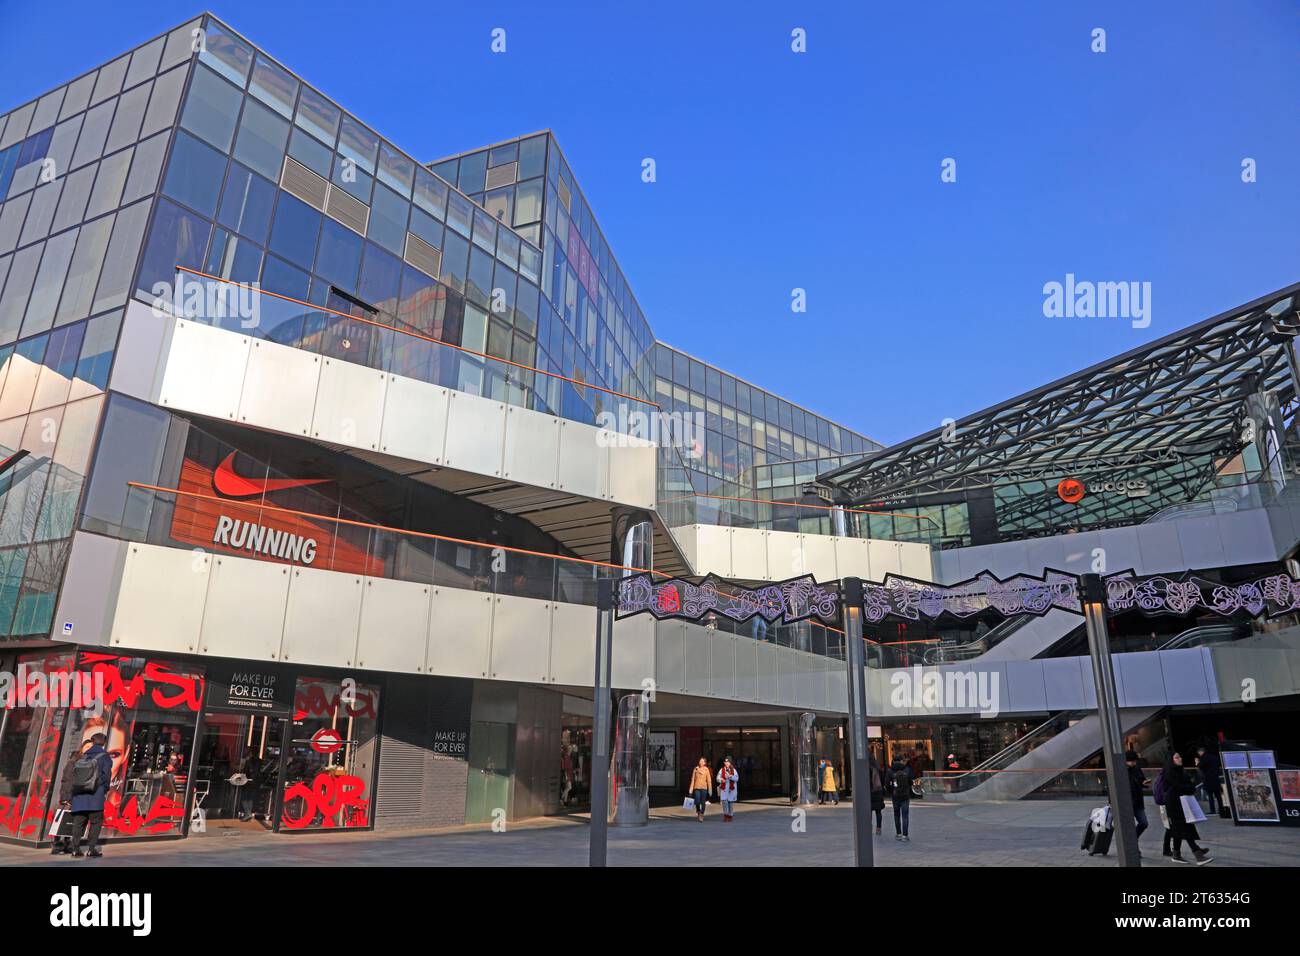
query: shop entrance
[
  {"left": 465, "top": 721, "right": 514, "bottom": 824},
  {"left": 193, "top": 713, "right": 285, "bottom": 831},
  {"left": 702, "top": 727, "right": 782, "bottom": 796}
]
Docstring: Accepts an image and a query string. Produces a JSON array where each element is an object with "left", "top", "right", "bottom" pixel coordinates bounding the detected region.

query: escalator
[
  {"left": 942, "top": 707, "right": 1163, "bottom": 801},
  {"left": 922, "top": 608, "right": 1083, "bottom": 664}
]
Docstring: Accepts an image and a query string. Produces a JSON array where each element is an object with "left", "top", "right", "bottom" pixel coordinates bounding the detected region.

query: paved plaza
[{"left": 3, "top": 799, "right": 1297, "bottom": 867}]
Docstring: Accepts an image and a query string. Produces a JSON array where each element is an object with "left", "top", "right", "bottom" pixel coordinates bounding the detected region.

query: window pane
[
  {"left": 232, "top": 98, "right": 289, "bottom": 181},
  {"left": 457, "top": 151, "right": 486, "bottom": 194},
  {"left": 519, "top": 135, "right": 546, "bottom": 180},
  {"left": 514, "top": 179, "right": 542, "bottom": 225},
  {"left": 69, "top": 100, "right": 113, "bottom": 170},
  {"left": 267, "top": 193, "right": 320, "bottom": 269},
  {"left": 93, "top": 198, "right": 151, "bottom": 312},
  {"left": 377, "top": 142, "right": 413, "bottom": 197},
  {"left": 124, "top": 36, "right": 164, "bottom": 89},
  {"left": 54, "top": 213, "right": 114, "bottom": 324},
  {"left": 314, "top": 217, "right": 362, "bottom": 292},
  {"left": 163, "top": 130, "right": 227, "bottom": 217},
  {"left": 217, "top": 162, "right": 274, "bottom": 243},
  {"left": 288, "top": 128, "right": 330, "bottom": 177},
  {"left": 446, "top": 191, "right": 472, "bottom": 238},
  {"left": 330, "top": 152, "right": 371, "bottom": 203},
  {"left": 198, "top": 21, "right": 253, "bottom": 87},
  {"left": 366, "top": 183, "right": 407, "bottom": 255},
  {"left": 0, "top": 244, "right": 42, "bottom": 343},
  {"left": 84, "top": 146, "right": 133, "bottom": 219},
  {"left": 439, "top": 230, "right": 469, "bottom": 294},
  {"left": 103, "top": 80, "right": 150, "bottom": 154},
  {"left": 90, "top": 55, "right": 129, "bottom": 106},
  {"left": 59, "top": 73, "right": 96, "bottom": 122},
  {"left": 122, "top": 131, "right": 168, "bottom": 206},
  {"left": 337, "top": 114, "right": 378, "bottom": 174},
  {"left": 137, "top": 198, "right": 211, "bottom": 304},
  {"left": 294, "top": 86, "right": 339, "bottom": 145},
  {"left": 180, "top": 65, "right": 242, "bottom": 151},
  {"left": 205, "top": 227, "right": 262, "bottom": 284},
  {"left": 358, "top": 242, "right": 401, "bottom": 315},
  {"left": 412, "top": 168, "right": 446, "bottom": 219},
  {"left": 18, "top": 179, "right": 63, "bottom": 246},
  {"left": 71, "top": 310, "right": 120, "bottom": 397},
  {"left": 22, "top": 230, "right": 77, "bottom": 335},
  {"left": 466, "top": 247, "right": 493, "bottom": 308},
  {"left": 248, "top": 54, "right": 297, "bottom": 118},
  {"left": 141, "top": 64, "right": 187, "bottom": 139}
]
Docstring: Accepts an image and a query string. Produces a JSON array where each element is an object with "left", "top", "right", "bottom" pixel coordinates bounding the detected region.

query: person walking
[
  {"left": 51, "top": 738, "right": 94, "bottom": 855},
  {"left": 1196, "top": 745, "right": 1223, "bottom": 815},
  {"left": 1125, "top": 750, "right": 1149, "bottom": 855},
  {"left": 888, "top": 758, "right": 913, "bottom": 842},
  {"left": 818, "top": 758, "right": 839, "bottom": 805},
  {"left": 716, "top": 756, "right": 740, "bottom": 822},
  {"left": 62, "top": 732, "right": 114, "bottom": 858},
  {"left": 688, "top": 756, "right": 713, "bottom": 822},
  {"left": 869, "top": 754, "right": 886, "bottom": 834},
  {"left": 1163, "top": 752, "right": 1213, "bottom": 865}
]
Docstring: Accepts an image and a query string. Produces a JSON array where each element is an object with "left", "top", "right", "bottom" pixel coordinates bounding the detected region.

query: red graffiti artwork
[
  {"left": 292, "top": 682, "right": 376, "bottom": 721},
  {"left": 78, "top": 653, "right": 205, "bottom": 712},
  {"left": 279, "top": 773, "right": 370, "bottom": 830},
  {"left": 103, "top": 792, "right": 186, "bottom": 836}
]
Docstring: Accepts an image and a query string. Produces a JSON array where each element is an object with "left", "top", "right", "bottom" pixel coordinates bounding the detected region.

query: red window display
[
  {"left": 278, "top": 676, "right": 379, "bottom": 830},
  {"left": 0, "top": 650, "right": 76, "bottom": 842}
]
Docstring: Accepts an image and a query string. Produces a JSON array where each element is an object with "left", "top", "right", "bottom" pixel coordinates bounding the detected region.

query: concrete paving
[{"left": 2, "top": 798, "right": 1296, "bottom": 867}]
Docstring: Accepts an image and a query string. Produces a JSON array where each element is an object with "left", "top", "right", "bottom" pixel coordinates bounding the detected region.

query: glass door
[
  {"left": 466, "top": 721, "right": 514, "bottom": 824},
  {"left": 192, "top": 713, "right": 285, "bottom": 831}
]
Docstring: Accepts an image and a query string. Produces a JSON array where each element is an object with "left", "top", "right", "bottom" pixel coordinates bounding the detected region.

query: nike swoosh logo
[{"left": 212, "top": 452, "right": 331, "bottom": 498}]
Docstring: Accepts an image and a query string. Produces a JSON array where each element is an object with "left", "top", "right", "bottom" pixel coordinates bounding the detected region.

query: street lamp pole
[
  {"left": 841, "top": 577, "right": 874, "bottom": 867},
  {"left": 1080, "top": 572, "right": 1140, "bottom": 868},
  {"left": 590, "top": 577, "right": 616, "bottom": 867}
]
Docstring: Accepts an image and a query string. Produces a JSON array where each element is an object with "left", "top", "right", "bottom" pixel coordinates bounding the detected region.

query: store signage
[
  {"left": 212, "top": 515, "right": 318, "bottom": 565},
  {"left": 432, "top": 729, "right": 468, "bottom": 757},
  {"left": 212, "top": 452, "right": 330, "bottom": 498},
  {"left": 205, "top": 663, "right": 294, "bottom": 716},
  {"left": 1057, "top": 477, "right": 1149, "bottom": 503},
  {"left": 1057, "top": 478, "right": 1086, "bottom": 503}
]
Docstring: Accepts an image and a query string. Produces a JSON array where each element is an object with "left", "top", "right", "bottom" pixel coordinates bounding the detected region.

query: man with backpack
[
  {"left": 1153, "top": 761, "right": 1173, "bottom": 857},
  {"left": 61, "top": 732, "right": 114, "bottom": 858},
  {"left": 1125, "top": 751, "right": 1148, "bottom": 854},
  {"left": 887, "top": 758, "right": 913, "bottom": 842}
]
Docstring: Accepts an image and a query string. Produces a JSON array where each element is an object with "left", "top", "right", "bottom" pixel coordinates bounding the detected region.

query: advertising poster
[
  {"left": 1228, "top": 769, "right": 1280, "bottom": 822},
  {"left": 1276, "top": 769, "right": 1300, "bottom": 802},
  {"left": 648, "top": 731, "right": 676, "bottom": 788}
]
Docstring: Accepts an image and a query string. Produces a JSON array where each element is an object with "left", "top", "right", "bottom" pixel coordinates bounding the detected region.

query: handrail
[
  {"left": 126, "top": 480, "right": 669, "bottom": 578},
  {"left": 679, "top": 491, "right": 939, "bottom": 525},
  {"left": 174, "top": 266, "right": 659, "bottom": 409}
]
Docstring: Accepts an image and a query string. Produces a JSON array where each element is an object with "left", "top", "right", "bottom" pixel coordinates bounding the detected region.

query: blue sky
[{"left": 2, "top": 1, "right": 1297, "bottom": 447}]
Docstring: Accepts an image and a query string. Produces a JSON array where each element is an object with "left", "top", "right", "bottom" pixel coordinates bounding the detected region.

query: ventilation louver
[{"left": 404, "top": 232, "right": 442, "bottom": 279}]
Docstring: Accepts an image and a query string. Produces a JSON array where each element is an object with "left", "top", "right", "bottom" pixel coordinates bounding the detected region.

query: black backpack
[{"left": 70, "top": 753, "right": 105, "bottom": 796}]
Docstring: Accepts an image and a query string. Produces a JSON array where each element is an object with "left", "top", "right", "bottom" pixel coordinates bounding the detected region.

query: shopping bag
[
  {"left": 49, "top": 807, "right": 67, "bottom": 837},
  {"left": 1180, "top": 795, "right": 1207, "bottom": 823},
  {"left": 682, "top": 796, "right": 695, "bottom": 810}
]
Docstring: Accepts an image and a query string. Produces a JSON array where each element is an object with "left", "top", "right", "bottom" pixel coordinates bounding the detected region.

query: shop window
[
  {"left": 0, "top": 649, "right": 76, "bottom": 841},
  {"left": 279, "top": 677, "right": 380, "bottom": 830}
]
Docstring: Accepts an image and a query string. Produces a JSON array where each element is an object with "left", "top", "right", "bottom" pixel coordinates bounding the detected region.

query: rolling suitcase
[
  {"left": 1089, "top": 825, "right": 1114, "bottom": 856},
  {"left": 1082, "top": 805, "right": 1114, "bottom": 856}
]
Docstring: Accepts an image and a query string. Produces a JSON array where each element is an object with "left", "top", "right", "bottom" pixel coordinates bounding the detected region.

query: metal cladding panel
[
  {"left": 683, "top": 624, "right": 710, "bottom": 696},
  {"left": 1217, "top": 510, "right": 1278, "bottom": 565},
  {"left": 864, "top": 666, "right": 890, "bottom": 714},
  {"left": 1003, "top": 659, "right": 1049, "bottom": 713},
  {"left": 765, "top": 529, "right": 804, "bottom": 579},
  {"left": 607, "top": 439, "right": 656, "bottom": 510},
  {"left": 110, "top": 299, "right": 169, "bottom": 401},
  {"left": 548, "top": 601, "right": 598, "bottom": 686},
  {"left": 356, "top": 577, "right": 431, "bottom": 674},
  {"left": 832, "top": 535, "right": 871, "bottom": 579},
  {"left": 501, "top": 404, "right": 560, "bottom": 489},
  {"left": 776, "top": 641, "right": 797, "bottom": 707},
  {"left": 1022, "top": 537, "right": 1068, "bottom": 577},
  {"left": 690, "top": 524, "right": 732, "bottom": 577},
  {"left": 800, "top": 533, "right": 838, "bottom": 582},
  {"left": 898, "top": 541, "right": 933, "bottom": 580},
  {"left": 803, "top": 652, "right": 829, "bottom": 710},
  {"left": 556, "top": 420, "right": 610, "bottom": 500},
  {"left": 1077, "top": 657, "right": 1099, "bottom": 709},
  {"left": 827, "top": 659, "right": 848, "bottom": 713},
  {"left": 281, "top": 566, "right": 363, "bottom": 668},
  {"left": 654, "top": 620, "right": 687, "bottom": 693},
  {"left": 111, "top": 542, "right": 209, "bottom": 655},
  {"left": 489, "top": 594, "right": 553, "bottom": 683},
  {"left": 611, "top": 614, "right": 655, "bottom": 691},
  {"left": 1115, "top": 650, "right": 1168, "bottom": 707},
  {"left": 311, "top": 358, "right": 387, "bottom": 450},
  {"left": 734, "top": 635, "right": 758, "bottom": 701},
  {"left": 237, "top": 338, "right": 320, "bottom": 437},
  {"left": 443, "top": 390, "right": 507, "bottom": 477},
  {"left": 1041, "top": 655, "right": 1089, "bottom": 710},
  {"left": 1157, "top": 647, "right": 1216, "bottom": 705},
  {"left": 1135, "top": 521, "right": 1185, "bottom": 575},
  {"left": 1208, "top": 644, "right": 1299, "bottom": 702},
  {"left": 199, "top": 556, "right": 290, "bottom": 661},
  {"left": 52, "top": 531, "right": 129, "bottom": 648},
  {"left": 729, "top": 528, "right": 769, "bottom": 580},
  {"left": 755, "top": 640, "right": 779, "bottom": 702},
  {"left": 158, "top": 320, "right": 249, "bottom": 421},
  {"left": 1174, "top": 515, "right": 1228, "bottom": 569},
  {"left": 866, "top": 539, "right": 903, "bottom": 578},
  {"left": 709, "top": 631, "right": 736, "bottom": 699},
  {"left": 379, "top": 377, "right": 449, "bottom": 463},
  {"left": 426, "top": 587, "right": 493, "bottom": 679}
]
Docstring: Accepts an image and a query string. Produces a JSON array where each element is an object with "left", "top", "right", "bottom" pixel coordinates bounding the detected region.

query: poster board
[
  {"left": 1221, "top": 746, "right": 1299, "bottom": 827},
  {"left": 649, "top": 731, "right": 677, "bottom": 788}
]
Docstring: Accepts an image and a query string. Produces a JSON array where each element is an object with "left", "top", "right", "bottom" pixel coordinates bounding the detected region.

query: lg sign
[{"left": 1057, "top": 477, "right": 1151, "bottom": 503}]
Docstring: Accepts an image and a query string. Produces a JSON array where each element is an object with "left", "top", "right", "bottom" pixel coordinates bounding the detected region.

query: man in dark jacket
[
  {"left": 1196, "top": 746, "right": 1222, "bottom": 815},
  {"left": 1125, "top": 751, "right": 1148, "bottom": 849},
  {"left": 62, "top": 733, "right": 114, "bottom": 858},
  {"left": 887, "top": 759, "right": 913, "bottom": 842}
]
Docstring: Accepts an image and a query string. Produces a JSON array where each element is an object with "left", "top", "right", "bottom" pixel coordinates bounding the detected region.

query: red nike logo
[{"left": 212, "top": 452, "right": 331, "bottom": 498}]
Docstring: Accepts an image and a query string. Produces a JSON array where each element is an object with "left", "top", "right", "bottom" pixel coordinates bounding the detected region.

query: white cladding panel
[
  {"left": 111, "top": 543, "right": 210, "bottom": 653},
  {"left": 608, "top": 439, "right": 656, "bottom": 511},
  {"left": 548, "top": 601, "right": 598, "bottom": 686},
  {"left": 443, "top": 390, "right": 507, "bottom": 476},
  {"left": 490, "top": 594, "right": 553, "bottom": 683},
  {"left": 655, "top": 621, "right": 687, "bottom": 693},
  {"left": 501, "top": 404, "right": 560, "bottom": 489},
  {"left": 832, "top": 535, "right": 871, "bottom": 579},
  {"left": 612, "top": 614, "right": 656, "bottom": 690},
  {"left": 281, "top": 567, "right": 363, "bottom": 668},
  {"left": 427, "top": 587, "right": 493, "bottom": 679},
  {"left": 730, "top": 528, "right": 770, "bottom": 580},
  {"left": 379, "top": 377, "right": 449, "bottom": 463},
  {"left": 238, "top": 338, "right": 320, "bottom": 436},
  {"left": 356, "top": 577, "right": 431, "bottom": 673},
  {"left": 200, "top": 557, "right": 290, "bottom": 660},
  {"left": 158, "top": 320, "right": 248, "bottom": 420},
  {"left": 800, "top": 533, "right": 838, "bottom": 582},
  {"left": 734, "top": 636, "right": 758, "bottom": 701},
  {"left": 557, "top": 421, "right": 610, "bottom": 499},
  {"left": 709, "top": 631, "right": 736, "bottom": 699},
  {"left": 311, "top": 358, "right": 387, "bottom": 450},
  {"left": 683, "top": 625, "right": 710, "bottom": 696},
  {"left": 765, "top": 530, "right": 803, "bottom": 579},
  {"left": 756, "top": 641, "right": 779, "bottom": 702}
]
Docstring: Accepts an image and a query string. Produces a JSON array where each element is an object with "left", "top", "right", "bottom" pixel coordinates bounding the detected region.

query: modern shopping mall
[{"left": 0, "top": 13, "right": 1297, "bottom": 846}]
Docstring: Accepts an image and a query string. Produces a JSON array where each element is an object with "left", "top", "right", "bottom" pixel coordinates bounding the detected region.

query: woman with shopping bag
[
  {"left": 716, "top": 756, "right": 740, "bottom": 822},
  {"left": 1162, "top": 752, "right": 1213, "bottom": 865},
  {"left": 686, "top": 757, "right": 713, "bottom": 822}
]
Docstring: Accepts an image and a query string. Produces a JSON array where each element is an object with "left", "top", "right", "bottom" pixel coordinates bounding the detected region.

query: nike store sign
[{"left": 213, "top": 515, "right": 318, "bottom": 565}]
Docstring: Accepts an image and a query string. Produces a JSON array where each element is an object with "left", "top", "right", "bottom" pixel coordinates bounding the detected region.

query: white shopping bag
[
  {"left": 1181, "top": 795, "right": 1207, "bottom": 823},
  {"left": 49, "top": 807, "right": 67, "bottom": 837},
  {"left": 682, "top": 796, "right": 696, "bottom": 810}
]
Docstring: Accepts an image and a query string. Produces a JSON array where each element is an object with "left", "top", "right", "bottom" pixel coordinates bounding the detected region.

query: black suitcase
[
  {"left": 1089, "top": 826, "right": 1114, "bottom": 856},
  {"left": 1080, "top": 821, "right": 1095, "bottom": 851}
]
